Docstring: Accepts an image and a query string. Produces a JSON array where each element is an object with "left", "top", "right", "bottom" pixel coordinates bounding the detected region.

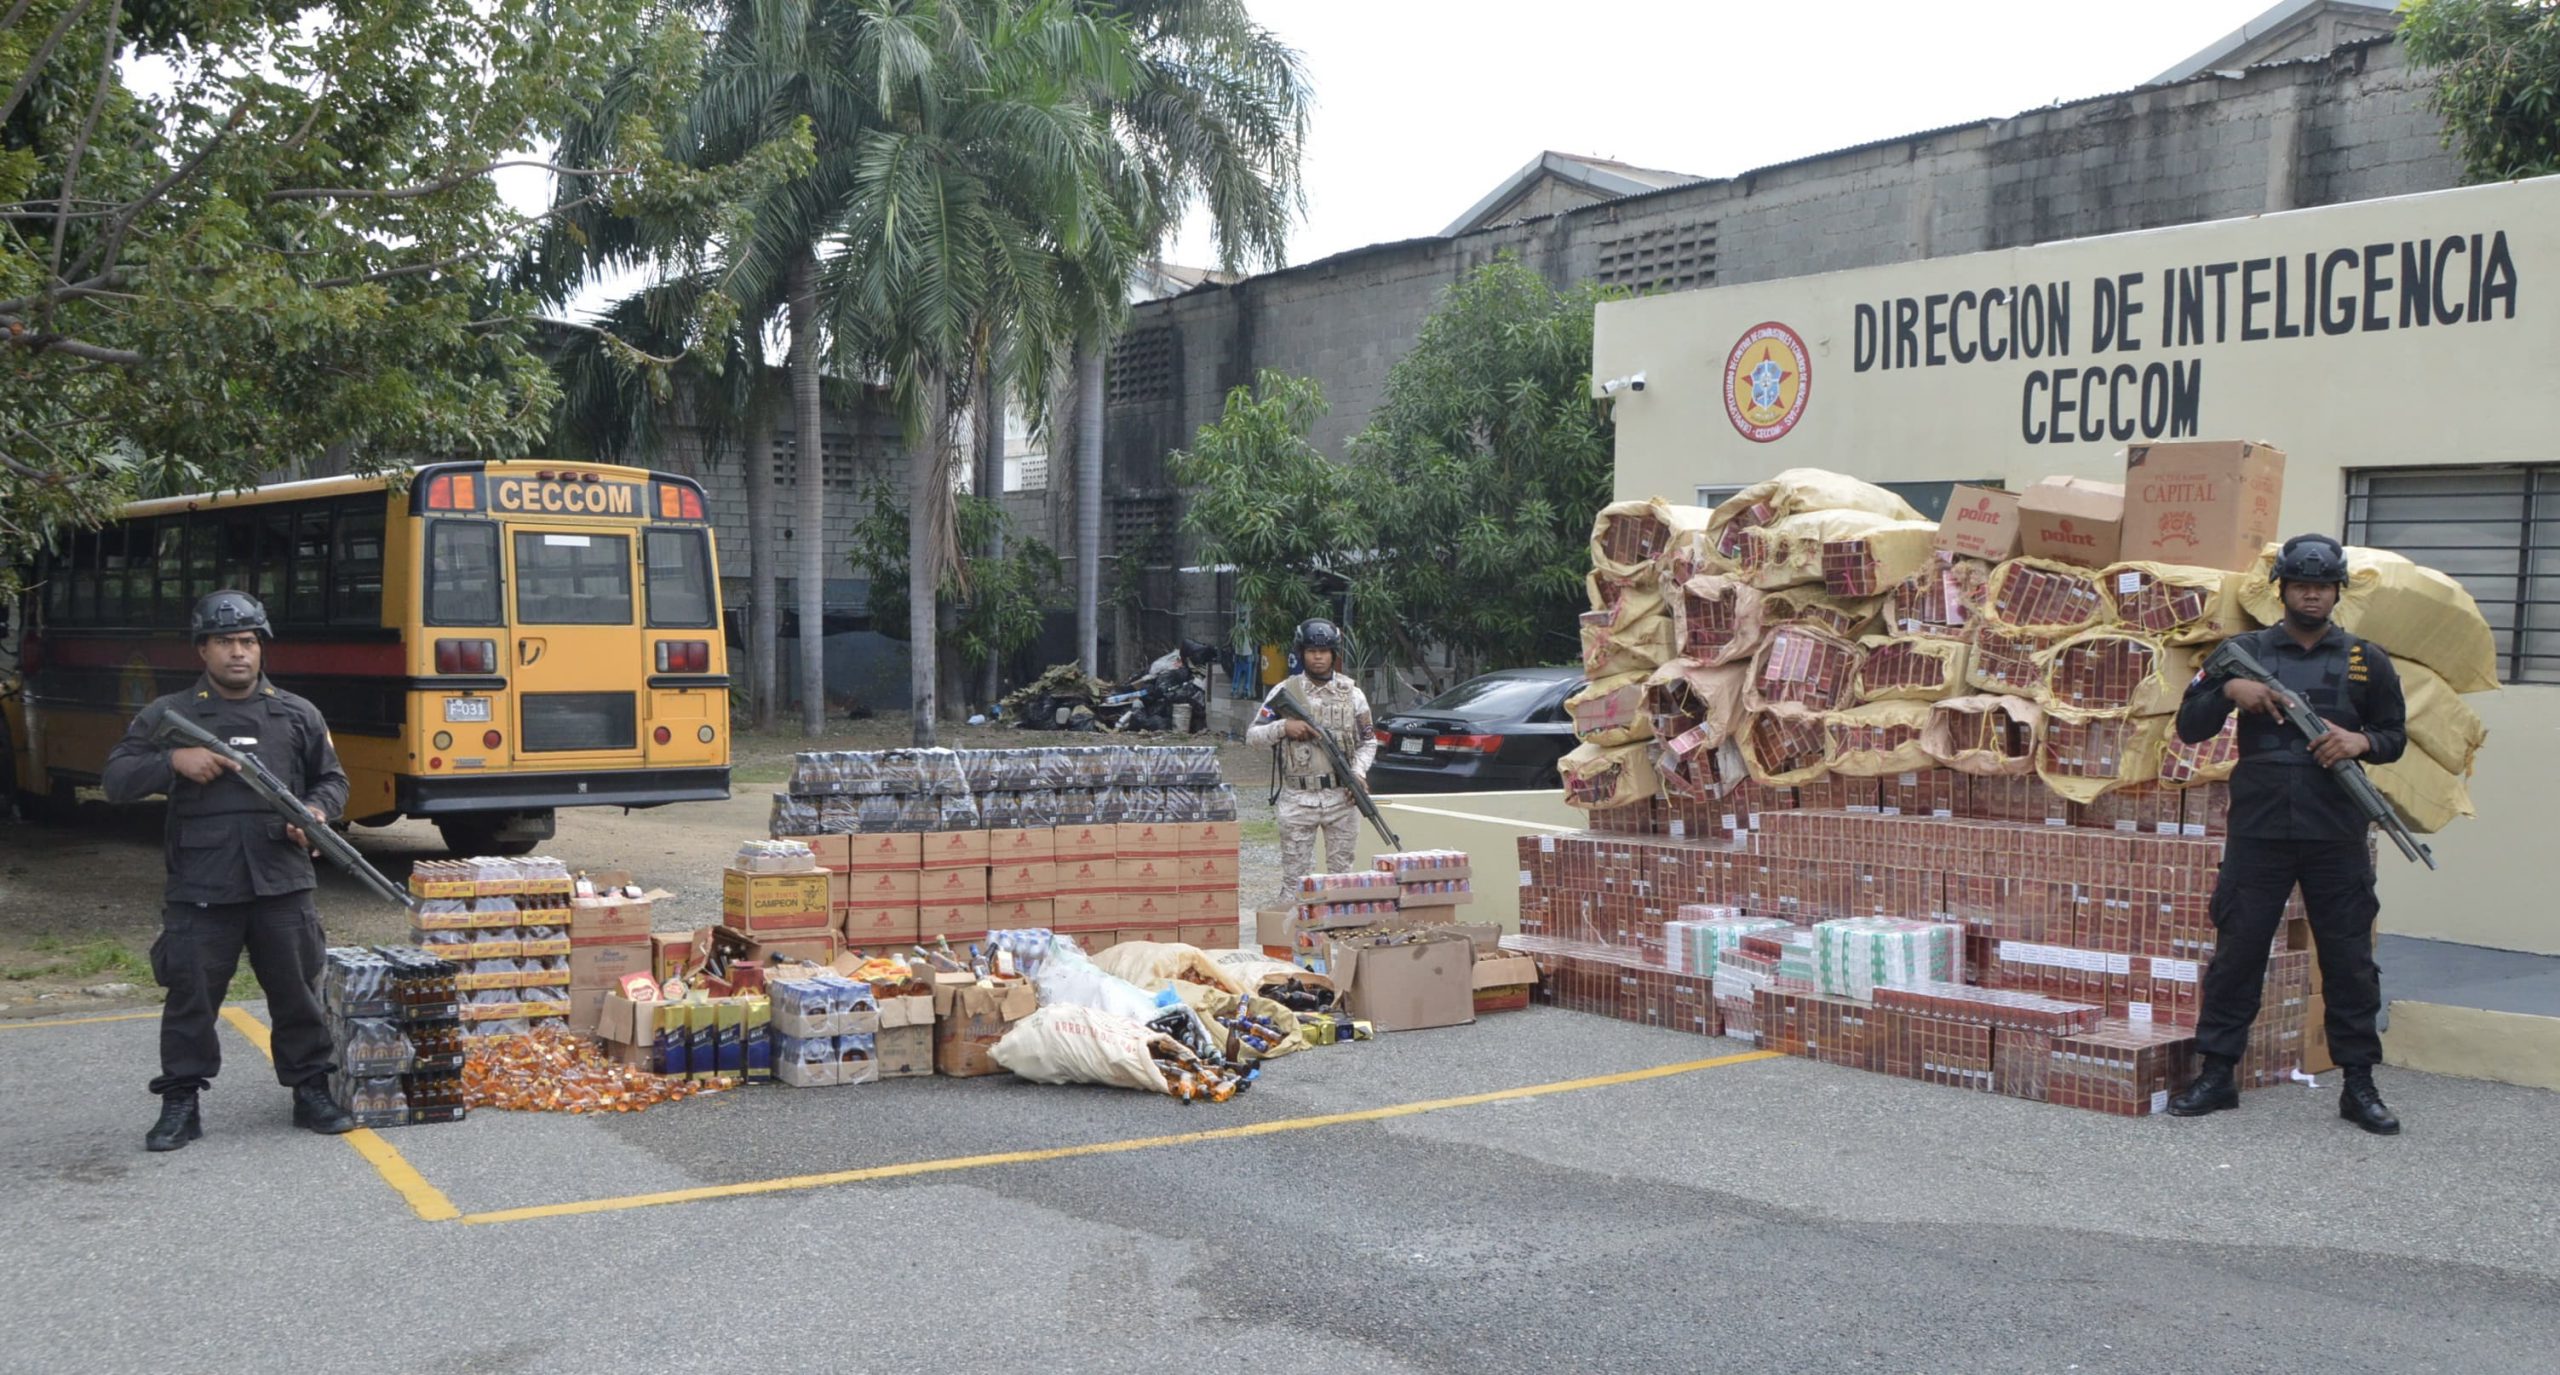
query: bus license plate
[
  {"left": 443, "top": 697, "right": 492, "bottom": 723},
  {"left": 1399, "top": 737, "right": 1424, "bottom": 754}
]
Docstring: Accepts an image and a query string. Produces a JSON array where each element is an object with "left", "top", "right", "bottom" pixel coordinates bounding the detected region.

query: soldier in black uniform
[
  {"left": 103, "top": 590, "right": 357, "bottom": 1151},
  {"left": 2166, "top": 535, "right": 2407, "bottom": 1135}
]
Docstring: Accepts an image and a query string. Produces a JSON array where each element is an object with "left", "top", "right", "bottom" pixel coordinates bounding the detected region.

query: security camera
[{"left": 1601, "top": 371, "right": 1647, "bottom": 395}]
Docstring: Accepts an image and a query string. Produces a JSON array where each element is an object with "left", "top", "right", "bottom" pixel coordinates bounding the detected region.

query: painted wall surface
[
  {"left": 1593, "top": 177, "right": 2560, "bottom": 955},
  {"left": 1355, "top": 790, "right": 1586, "bottom": 933}
]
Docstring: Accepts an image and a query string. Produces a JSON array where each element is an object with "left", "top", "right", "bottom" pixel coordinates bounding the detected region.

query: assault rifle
[
  {"left": 148, "top": 708, "right": 418, "bottom": 909},
  {"left": 2206, "top": 640, "right": 2435, "bottom": 870},
  {"left": 1266, "top": 682, "right": 1402, "bottom": 851}
]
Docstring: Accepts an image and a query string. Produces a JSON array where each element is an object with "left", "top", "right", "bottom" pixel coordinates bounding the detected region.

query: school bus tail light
[
  {"left": 434, "top": 639, "right": 496, "bottom": 674},
  {"left": 656, "top": 640, "right": 710, "bottom": 673}
]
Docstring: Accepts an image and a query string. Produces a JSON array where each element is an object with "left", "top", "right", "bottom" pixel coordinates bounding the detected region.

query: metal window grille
[
  {"left": 1596, "top": 221, "right": 1719, "bottom": 294},
  {"left": 1108, "top": 326, "right": 1176, "bottom": 406},
  {"left": 2344, "top": 465, "right": 2557, "bottom": 686}
]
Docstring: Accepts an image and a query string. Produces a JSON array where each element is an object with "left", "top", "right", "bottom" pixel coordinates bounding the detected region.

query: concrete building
[{"left": 1101, "top": 6, "right": 2453, "bottom": 695}]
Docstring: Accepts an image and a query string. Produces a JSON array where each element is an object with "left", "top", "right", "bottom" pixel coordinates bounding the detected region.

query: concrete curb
[{"left": 2384, "top": 1001, "right": 2560, "bottom": 1092}]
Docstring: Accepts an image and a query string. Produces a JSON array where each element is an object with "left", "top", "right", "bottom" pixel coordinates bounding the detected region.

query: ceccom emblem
[{"left": 1723, "top": 321, "right": 1812, "bottom": 443}]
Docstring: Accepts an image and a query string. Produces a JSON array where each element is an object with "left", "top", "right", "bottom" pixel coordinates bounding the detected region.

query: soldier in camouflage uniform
[{"left": 1246, "top": 619, "right": 1378, "bottom": 907}]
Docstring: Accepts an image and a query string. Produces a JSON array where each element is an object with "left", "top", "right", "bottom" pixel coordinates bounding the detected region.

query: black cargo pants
[
  {"left": 148, "top": 894, "right": 336, "bottom": 1096},
  {"left": 2195, "top": 834, "right": 2384, "bottom": 1070}
]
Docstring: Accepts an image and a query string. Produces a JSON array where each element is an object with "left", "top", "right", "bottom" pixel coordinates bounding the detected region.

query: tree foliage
[
  {"left": 848, "top": 482, "right": 1059, "bottom": 668},
  {"left": 2404, "top": 0, "right": 2560, "bottom": 182},
  {"left": 0, "top": 0, "right": 803, "bottom": 573},
  {"left": 1168, "top": 369, "right": 1373, "bottom": 656},
  {"left": 1353, "top": 257, "right": 1616, "bottom": 675}
]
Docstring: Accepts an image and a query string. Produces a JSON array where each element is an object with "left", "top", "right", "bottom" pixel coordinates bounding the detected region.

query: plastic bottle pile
[{"left": 769, "top": 745, "right": 1238, "bottom": 837}]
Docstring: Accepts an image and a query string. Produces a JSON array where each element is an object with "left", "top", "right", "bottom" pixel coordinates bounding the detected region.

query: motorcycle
[{"left": 1004, "top": 643, "right": 1216, "bottom": 733}]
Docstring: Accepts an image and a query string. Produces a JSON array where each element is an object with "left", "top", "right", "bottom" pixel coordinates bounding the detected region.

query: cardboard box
[
  {"left": 1472, "top": 952, "right": 1540, "bottom": 1013},
  {"left": 837, "top": 903, "right": 922, "bottom": 949},
  {"left": 1934, "top": 483, "right": 2023, "bottom": 561},
  {"left": 722, "top": 868, "right": 831, "bottom": 925},
  {"left": 987, "top": 898, "right": 1054, "bottom": 931},
  {"left": 1187, "top": 887, "right": 1241, "bottom": 919},
  {"left": 1179, "top": 921, "right": 1241, "bottom": 950},
  {"left": 1118, "top": 856, "right": 1179, "bottom": 892},
  {"left": 1122, "top": 893, "right": 1185, "bottom": 927},
  {"left": 1055, "top": 823, "right": 1118, "bottom": 860},
  {"left": 569, "top": 939, "right": 652, "bottom": 990},
  {"left": 931, "top": 975, "right": 1038, "bottom": 1077},
  {"left": 846, "top": 832, "right": 925, "bottom": 871},
  {"left": 1073, "top": 929, "right": 1121, "bottom": 955},
  {"left": 567, "top": 892, "right": 658, "bottom": 943},
  {"left": 778, "top": 835, "right": 853, "bottom": 871},
  {"left": 921, "top": 865, "right": 990, "bottom": 903},
  {"left": 1178, "top": 820, "right": 1238, "bottom": 855},
  {"left": 1178, "top": 854, "right": 1237, "bottom": 890},
  {"left": 1118, "top": 821, "right": 1182, "bottom": 857},
  {"left": 1327, "top": 929, "right": 1477, "bottom": 1032},
  {"left": 989, "top": 861, "right": 1057, "bottom": 901},
  {"left": 921, "top": 829, "right": 993, "bottom": 870},
  {"left": 918, "top": 902, "right": 989, "bottom": 941},
  {"left": 989, "top": 827, "right": 1056, "bottom": 864},
  {"left": 568, "top": 986, "right": 613, "bottom": 1035},
  {"left": 698, "top": 924, "right": 837, "bottom": 976},
  {"left": 2016, "top": 475, "right": 2125, "bottom": 568},
  {"left": 838, "top": 868, "right": 923, "bottom": 905},
  {"left": 1053, "top": 893, "right": 1120, "bottom": 928},
  {"left": 1054, "top": 857, "right": 1117, "bottom": 895},
  {"left": 650, "top": 931, "right": 694, "bottom": 983},
  {"left": 2120, "top": 439, "right": 2287, "bottom": 571},
  {"left": 876, "top": 1022, "right": 934, "bottom": 1078},
  {"left": 1254, "top": 909, "right": 1295, "bottom": 954},
  {"left": 1118, "top": 925, "right": 1184, "bottom": 946}
]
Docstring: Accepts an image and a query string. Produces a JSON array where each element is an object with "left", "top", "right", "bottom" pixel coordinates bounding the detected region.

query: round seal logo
[{"left": 1723, "top": 321, "right": 1811, "bottom": 443}]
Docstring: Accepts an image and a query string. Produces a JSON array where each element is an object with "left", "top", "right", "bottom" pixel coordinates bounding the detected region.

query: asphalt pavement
[{"left": 4, "top": 1003, "right": 2554, "bottom": 1373}]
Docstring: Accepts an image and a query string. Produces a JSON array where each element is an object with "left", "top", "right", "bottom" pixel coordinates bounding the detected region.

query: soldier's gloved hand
[
  {"left": 284, "top": 804, "right": 326, "bottom": 851},
  {"left": 170, "top": 747, "right": 239, "bottom": 785}
]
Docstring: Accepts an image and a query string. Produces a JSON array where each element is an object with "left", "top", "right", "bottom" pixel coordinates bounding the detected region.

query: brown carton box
[
  {"left": 1326, "top": 928, "right": 1477, "bottom": 1032},
  {"left": 1178, "top": 921, "right": 1241, "bottom": 950},
  {"left": 838, "top": 868, "right": 922, "bottom": 905},
  {"left": 778, "top": 835, "right": 853, "bottom": 872},
  {"left": 568, "top": 986, "right": 613, "bottom": 1036},
  {"left": 1177, "top": 854, "right": 1237, "bottom": 890},
  {"left": 921, "top": 829, "right": 993, "bottom": 870},
  {"left": 989, "top": 861, "right": 1057, "bottom": 901},
  {"left": 1472, "top": 952, "right": 1541, "bottom": 1014},
  {"left": 1178, "top": 820, "right": 1238, "bottom": 855},
  {"left": 846, "top": 832, "right": 925, "bottom": 871},
  {"left": 921, "top": 865, "right": 990, "bottom": 903},
  {"left": 567, "top": 891, "right": 657, "bottom": 943},
  {"left": 931, "top": 974, "right": 1038, "bottom": 1077},
  {"left": 1122, "top": 892, "right": 1185, "bottom": 927},
  {"left": 2120, "top": 439, "right": 2287, "bottom": 572},
  {"left": 1054, "top": 857, "right": 1117, "bottom": 895},
  {"left": 1055, "top": 823, "right": 1118, "bottom": 860},
  {"left": 836, "top": 903, "right": 921, "bottom": 949},
  {"left": 1053, "top": 893, "right": 1120, "bottom": 928},
  {"left": 722, "top": 868, "right": 831, "bottom": 925},
  {"left": 876, "top": 1022, "right": 934, "bottom": 1079},
  {"left": 1118, "top": 821, "right": 1182, "bottom": 857},
  {"left": 918, "top": 902, "right": 989, "bottom": 941},
  {"left": 990, "top": 827, "right": 1057, "bottom": 864},
  {"left": 1187, "top": 887, "right": 1241, "bottom": 919},
  {"left": 2016, "top": 476, "right": 2125, "bottom": 568},
  {"left": 984, "top": 898, "right": 1054, "bottom": 932},
  {"left": 569, "top": 939, "right": 652, "bottom": 990},
  {"left": 650, "top": 930, "right": 694, "bottom": 983},
  {"left": 1934, "top": 484, "right": 2022, "bottom": 561},
  {"left": 1118, "top": 856, "right": 1179, "bottom": 892},
  {"left": 1118, "top": 924, "right": 1184, "bottom": 946}
]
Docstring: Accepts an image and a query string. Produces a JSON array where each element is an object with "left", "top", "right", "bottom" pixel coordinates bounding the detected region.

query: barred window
[{"left": 2344, "top": 465, "right": 2558, "bottom": 685}]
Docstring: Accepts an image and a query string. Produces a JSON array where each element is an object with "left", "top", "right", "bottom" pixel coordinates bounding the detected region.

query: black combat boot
[
  {"left": 2166, "top": 1055, "right": 2241, "bottom": 1117},
  {"left": 2339, "top": 1067, "right": 2401, "bottom": 1136},
  {"left": 145, "top": 1090, "right": 203, "bottom": 1152},
  {"left": 291, "top": 1079, "right": 356, "bottom": 1135}
]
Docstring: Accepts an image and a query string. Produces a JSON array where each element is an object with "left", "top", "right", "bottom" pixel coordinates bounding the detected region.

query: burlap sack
[
  {"left": 2399, "top": 659, "right": 2486, "bottom": 778},
  {"left": 1673, "top": 574, "right": 1767, "bottom": 666},
  {"left": 1822, "top": 700, "right": 1936, "bottom": 776},
  {"left": 2367, "top": 748, "right": 2475, "bottom": 834},
  {"left": 1705, "top": 468, "right": 1923, "bottom": 561},
  {"left": 1739, "top": 706, "right": 1832, "bottom": 786},
  {"left": 1888, "top": 553, "right": 1993, "bottom": 634},
  {"left": 1854, "top": 634, "right": 1971, "bottom": 703},
  {"left": 1819, "top": 518, "right": 1944, "bottom": 600},
  {"left": 1579, "top": 603, "right": 1673, "bottom": 679},
  {"left": 1644, "top": 657, "right": 1749, "bottom": 752},
  {"left": 2157, "top": 713, "right": 2238, "bottom": 789},
  {"left": 1090, "top": 942, "right": 1249, "bottom": 996},
  {"left": 1745, "top": 624, "right": 1865, "bottom": 714},
  {"left": 1566, "top": 670, "right": 1654, "bottom": 747},
  {"left": 1764, "top": 584, "right": 1886, "bottom": 640},
  {"left": 1981, "top": 558, "right": 2117, "bottom": 636},
  {"left": 1922, "top": 694, "right": 2044, "bottom": 776},
  {"left": 2033, "top": 711, "right": 2171, "bottom": 803},
  {"left": 1657, "top": 735, "right": 1749, "bottom": 801},
  {"left": 2036, "top": 630, "right": 2201, "bottom": 718},
  {"left": 2099, "top": 562, "right": 2253, "bottom": 645},
  {"left": 1733, "top": 509, "right": 1934, "bottom": 593},
  {"left": 1591, "top": 499, "right": 1712, "bottom": 582},
  {"left": 2238, "top": 544, "right": 2499, "bottom": 694},
  {"left": 1965, "top": 623, "right": 2059, "bottom": 696},
  {"left": 1559, "top": 740, "right": 1662, "bottom": 811}
]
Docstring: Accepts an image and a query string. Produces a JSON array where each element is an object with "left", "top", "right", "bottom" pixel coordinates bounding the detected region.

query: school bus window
[
  {"left": 331, "top": 503, "right": 385, "bottom": 626},
  {"left": 66, "top": 528, "right": 99, "bottom": 624},
  {"left": 426, "top": 520, "right": 503, "bottom": 626},
  {"left": 182, "top": 519, "right": 217, "bottom": 607},
  {"left": 286, "top": 506, "right": 328, "bottom": 625},
  {"left": 643, "top": 528, "right": 715, "bottom": 629},
  {"left": 149, "top": 518, "right": 182, "bottom": 623},
  {"left": 97, "top": 525, "right": 130, "bottom": 624},
  {"left": 120, "top": 518, "right": 158, "bottom": 624},
  {"left": 514, "top": 530, "right": 631, "bottom": 625},
  {"left": 253, "top": 509, "right": 290, "bottom": 607}
]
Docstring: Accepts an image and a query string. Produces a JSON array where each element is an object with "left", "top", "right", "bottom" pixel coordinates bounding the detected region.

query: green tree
[
  {"left": 2403, "top": 0, "right": 2560, "bottom": 182},
  {"left": 1350, "top": 256, "right": 1618, "bottom": 680},
  {"left": 847, "top": 484, "right": 1059, "bottom": 684},
  {"left": 0, "top": 0, "right": 781, "bottom": 573},
  {"left": 1168, "top": 370, "right": 1377, "bottom": 655}
]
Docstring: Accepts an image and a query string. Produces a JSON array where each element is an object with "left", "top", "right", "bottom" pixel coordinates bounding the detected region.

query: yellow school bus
[{"left": 2, "top": 460, "right": 730, "bottom": 853}]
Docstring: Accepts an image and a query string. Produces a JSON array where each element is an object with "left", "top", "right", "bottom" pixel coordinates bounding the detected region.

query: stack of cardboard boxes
[{"left": 1264, "top": 849, "right": 1537, "bottom": 1032}]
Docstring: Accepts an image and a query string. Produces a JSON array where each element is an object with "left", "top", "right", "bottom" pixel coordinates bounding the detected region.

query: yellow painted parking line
[
  {"left": 0, "top": 1010, "right": 159, "bottom": 1030},
  {"left": 459, "top": 1047, "right": 1782, "bottom": 1227},
  {"left": 219, "top": 1006, "right": 462, "bottom": 1223}
]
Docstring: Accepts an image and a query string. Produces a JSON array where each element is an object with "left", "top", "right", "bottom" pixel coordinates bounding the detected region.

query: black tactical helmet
[
  {"left": 1179, "top": 638, "right": 1217, "bottom": 668},
  {"left": 1292, "top": 618, "right": 1345, "bottom": 656},
  {"left": 190, "top": 589, "right": 273, "bottom": 642},
  {"left": 2272, "top": 534, "right": 2349, "bottom": 586}
]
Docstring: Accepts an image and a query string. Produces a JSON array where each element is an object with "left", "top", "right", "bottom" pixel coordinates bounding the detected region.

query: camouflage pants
[{"left": 1276, "top": 789, "right": 1361, "bottom": 906}]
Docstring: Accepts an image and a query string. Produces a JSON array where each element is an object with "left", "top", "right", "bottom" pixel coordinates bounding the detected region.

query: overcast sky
[{"left": 1161, "top": 0, "right": 2332, "bottom": 272}]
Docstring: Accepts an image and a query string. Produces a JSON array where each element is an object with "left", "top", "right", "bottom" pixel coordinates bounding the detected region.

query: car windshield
[{"left": 1417, "top": 675, "right": 1569, "bottom": 718}]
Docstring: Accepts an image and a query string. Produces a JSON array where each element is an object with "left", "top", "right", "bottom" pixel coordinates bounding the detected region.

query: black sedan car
[{"left": 1369, "top": 666, "right": 1584, "bottom": 794}]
